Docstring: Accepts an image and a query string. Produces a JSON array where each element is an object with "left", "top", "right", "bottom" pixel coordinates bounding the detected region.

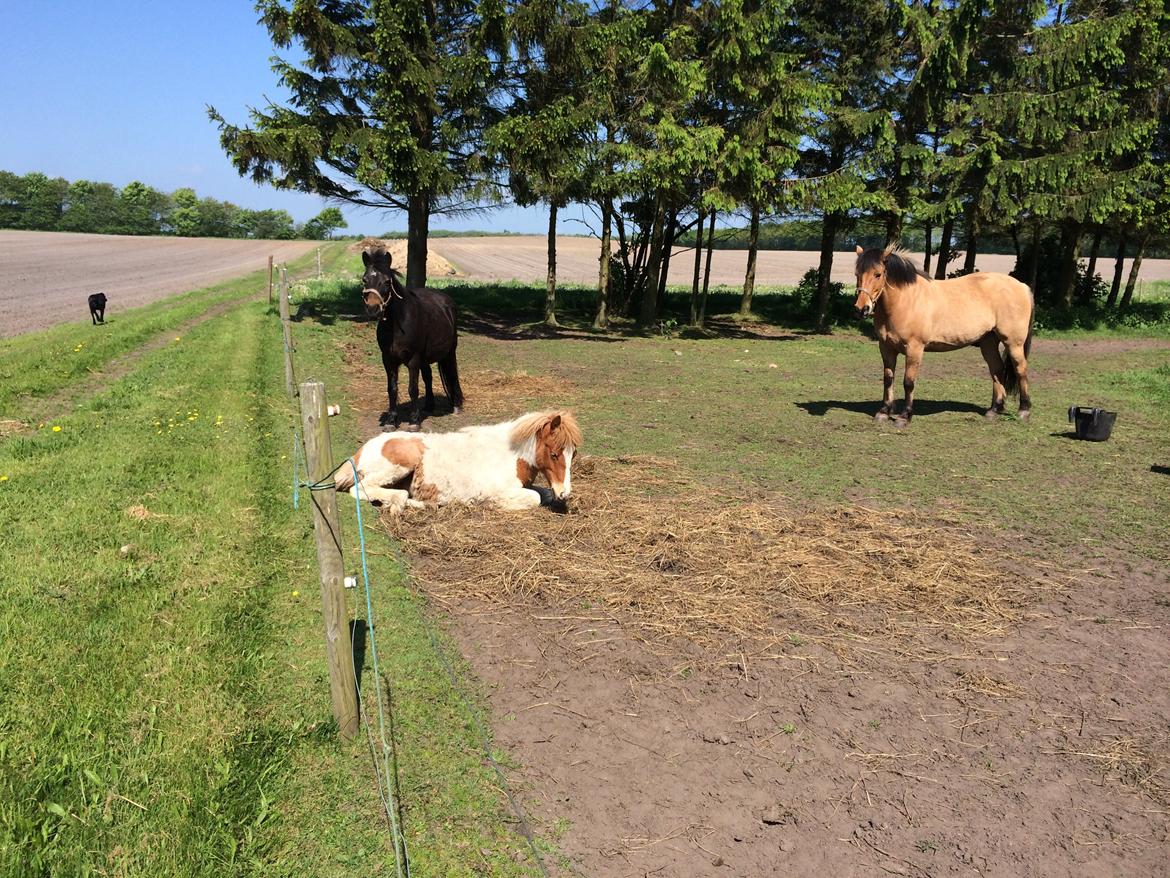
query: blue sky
[{"left": 0, "top": 2, "right": 563, "bottom": 235}]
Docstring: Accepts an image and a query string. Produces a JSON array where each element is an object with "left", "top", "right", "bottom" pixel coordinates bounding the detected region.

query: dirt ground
[
  {"left": 430, "top": 235, "right": 1170, "bottom": 289},
  {"left": 0, "top": 230, "right": 319, "bottom": 337},
  {"left": 335, "top": 324, "right": 1169, "bottom": 878}
]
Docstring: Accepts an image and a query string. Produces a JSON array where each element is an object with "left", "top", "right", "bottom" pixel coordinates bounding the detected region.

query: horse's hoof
[
  {"left": 985, "top": 408, "right": 999, "bottom": 420},
  {"left": 404, "top": 423, "right": 421, "bottom": 433},
  {"left": 1018, "top": 409, "right": 1031, "bottom": 422},
  {"left": 894, "top": 416, "right": 911, "bottom": 429},
  {"left": 452, "top": 406, "right": 463, "bottom": 415},
  {"left": 874, "top": 411, "right": 890, "bottom": 422}
]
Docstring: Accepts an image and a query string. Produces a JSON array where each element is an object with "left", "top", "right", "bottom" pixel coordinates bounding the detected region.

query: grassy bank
[
  {"left": 0, "top": 270, "right": 540, "bottom": 874},
  {"left": 0, "top": 243, "right": 348, "bottom": 418}
]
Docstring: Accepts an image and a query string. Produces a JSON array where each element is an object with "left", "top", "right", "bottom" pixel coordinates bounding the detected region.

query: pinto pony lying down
[{"left": 335, "top": 410, "right": 581, "bottom": 512}]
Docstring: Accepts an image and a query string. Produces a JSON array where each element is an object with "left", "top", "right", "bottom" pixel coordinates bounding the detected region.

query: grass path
[{"left": 0, "top": 269, "right": 540, "bottom": 875}]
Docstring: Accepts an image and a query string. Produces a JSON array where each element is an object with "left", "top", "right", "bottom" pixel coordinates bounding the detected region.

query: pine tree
[{"left": 210, "top": 0, "right": 506, "bottom": 286}]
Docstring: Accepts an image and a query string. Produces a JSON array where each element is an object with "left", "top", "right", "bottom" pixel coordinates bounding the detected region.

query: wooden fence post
[
  {"left": 267, "top": 255, "right": 274, "bottom": 306},
  {"left": 299, "top": 381, "right": 360, "bottom": 742},
  {"left": 278, "top": 266, "right": 296, "bottom": 397}
]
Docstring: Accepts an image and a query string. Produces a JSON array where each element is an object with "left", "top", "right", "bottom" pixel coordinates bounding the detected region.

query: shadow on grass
[
  {"left": 796, "top": 399, "right": 988, "bottom": 418},
  {"left": 296, "top": 275, "right": 869, "bottom": 342},
  {"left": 350, "top": 618, "right": 368, "bottom": 693},
  {"left": 1151, "top": 464, "right": 1170, "bottom": 476}
]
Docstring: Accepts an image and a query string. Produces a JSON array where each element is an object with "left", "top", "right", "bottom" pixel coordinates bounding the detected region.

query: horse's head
[
  {"left": 854, "top": 245, "right": 888, "bottom": 319},
  {"left": 513, "top": 411, "right": 582, "bottom": 503},
  {"left": 361, "top": 248, "right": 399, "bottom": 317}
]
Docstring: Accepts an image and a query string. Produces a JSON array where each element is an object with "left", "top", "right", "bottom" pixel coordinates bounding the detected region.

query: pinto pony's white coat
[{"left": 335, "top": 410, "right": 581, "bottom": 512}]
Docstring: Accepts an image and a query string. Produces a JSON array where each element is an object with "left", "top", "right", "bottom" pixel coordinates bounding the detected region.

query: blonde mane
[{"left": 508, "top": 410, "right": 582, "bottom": 450}]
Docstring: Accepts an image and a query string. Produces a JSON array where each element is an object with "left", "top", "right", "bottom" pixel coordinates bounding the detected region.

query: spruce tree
[{"left": 210, "top": 0, "right": 506, "bottom": 286}]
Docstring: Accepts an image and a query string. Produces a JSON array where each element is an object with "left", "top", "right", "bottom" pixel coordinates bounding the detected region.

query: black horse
[{"left": 361, "top": 247, "right": 464, "bottom": 429}]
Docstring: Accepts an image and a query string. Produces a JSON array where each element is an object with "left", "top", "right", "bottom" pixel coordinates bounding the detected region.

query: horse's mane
[
  {"left": 508, "top": 410, "right": 582, "bottom": 450},
  {"left": 857, "top": 248, "right": 929, "bottom": 287}
]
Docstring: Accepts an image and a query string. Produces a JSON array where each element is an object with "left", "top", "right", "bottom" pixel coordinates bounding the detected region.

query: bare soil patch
[
  {"left": 0, "top": 230, "right": 318, "bottom": 337},
  {"left": 337, "top": 335, "right": 1169, "bottom": 877},
  {"left": 429, "top": 235, "right": 1170, "bottom": 288}
]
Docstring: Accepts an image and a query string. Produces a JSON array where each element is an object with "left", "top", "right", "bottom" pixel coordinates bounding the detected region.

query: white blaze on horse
[
  {"left": 854, "top": 246, "right": 1034, "bottom": 425},
  {"left": 335, "top": 410, "right": 581, "bottom": 512}
]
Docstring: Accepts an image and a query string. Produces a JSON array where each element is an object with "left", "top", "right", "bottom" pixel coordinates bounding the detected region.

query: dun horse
[
  {"left": 361, "top": 246, "right": 464, "bottom": 429},
  {"left": 336, "top": 410, "right": 581, "bottom": 512},
  {"left": 854, "top": 246, "right": 1034, "bottom": 424}
]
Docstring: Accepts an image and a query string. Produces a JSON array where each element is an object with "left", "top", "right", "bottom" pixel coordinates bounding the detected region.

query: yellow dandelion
[
  {"left": 0, "top": 475, "right": 9, "bottom": 482},
  {"left": 52, "top": 425, "right": 62, "bottom": 433},
  {"left": 173, "top": 336, "right": 182, "bottom": 342},
  {"left": 291, "top": 590, "right": 300, "bottom": 598}
]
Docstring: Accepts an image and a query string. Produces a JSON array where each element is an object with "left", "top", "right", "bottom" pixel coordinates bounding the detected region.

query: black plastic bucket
[{"left": 1068, "top": 406, "right": 1117, "bottom": 441}]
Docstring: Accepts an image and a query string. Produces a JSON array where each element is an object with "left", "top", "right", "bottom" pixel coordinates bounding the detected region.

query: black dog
[{"left": 88, "top": 292, "right": 107, "bottom": 325}]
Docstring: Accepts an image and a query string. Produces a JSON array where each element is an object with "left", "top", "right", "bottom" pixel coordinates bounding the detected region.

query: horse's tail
[
  {"left": 438, "top": 351, "right": 464, "bottom": 409},
  {"left": 1003, "top": 284, "right": 1035, "bottom": 397},
  {"left": 334, "top": 458, "right": 357, "bottom": 491}
]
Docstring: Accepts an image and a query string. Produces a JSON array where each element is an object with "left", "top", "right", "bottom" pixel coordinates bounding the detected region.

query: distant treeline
[{"left": 0, "top": 170, "right": 347, "bottom": 240}]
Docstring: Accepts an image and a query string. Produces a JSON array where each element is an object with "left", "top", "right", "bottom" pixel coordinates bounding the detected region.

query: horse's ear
[
  {"left": 855, "top": 245, "right": 864, "bottom": 255},
  {"left": 548, "top": 414, "right": 561, "bottom": 431},
  {"left": 362, "top": 250, "right": 371, "bottom": 267}
]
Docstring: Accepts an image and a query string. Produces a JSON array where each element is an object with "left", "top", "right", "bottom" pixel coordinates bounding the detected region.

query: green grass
[
  {"left": 0, "top": 243, "right": 348, "bottom": 419},
  {"left": 0, "top": 268, "right": 540, "bottom": 875},
  {"left": 297, "top": 261, "right": 1170, "bottom": 564}
]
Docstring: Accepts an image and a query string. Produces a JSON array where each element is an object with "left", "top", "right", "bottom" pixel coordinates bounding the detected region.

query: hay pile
[
  {"left": 383, "top": 455, "right": 1052, "bottom": 653},
  {"left": 349, "top": 237, "right": 459, "bottom": 278}
]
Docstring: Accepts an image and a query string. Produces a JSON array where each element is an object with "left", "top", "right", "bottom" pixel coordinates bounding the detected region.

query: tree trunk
[
  {"left": 1084, "top": 227, "right": 1102, "bottom": 280},
  {"left": 545, "top": 203, "right": 559, "bottom": 326},
  {"left": 1056, "top": 220, "right": 1082, "bottom": 308},
  {"left": 739, "top": 203, "right": 761, "bottom": 317},
  {"left": 639, "top": 191, "right": 666, "bottom": 328},
  {"left": 1119, "top": 233, "right": 1149, "bottom": 309},
  {"left": 1028, "top": 223, "right": 1041, "bottom": 294},
  {"left": 699, "top": 211, "right": 716, "bottom": 326},
  {"left": 923, "top": 223, "right": 932, "bottom": 275},
  {"left": 1077, "top": 226, "right": 1102, "bottom": 304},
  {"left": 884, "top": 212, "right": 903, "bottom": 248},
  {"left": 595, "top": 198, "right": 611, "bottom": 329},
  {"left": 962, "top": 213, "right": 979, "bottom": 273},
  {"left": 690, "top": 207, "right": 705, "bottom": 326},
  {"left": 1107, "top": 232, "right": 1127, "bottom": 307},
  {"left": 406, "top": 194, "right": 430, "bottom": 288},
  {"left": 815, "top": 211, "right": 839, "bottom": 332},
  {"left": 934, "top": 218, "right": 954, "bottom": 279},
  {"left": 657, "top": 211, "right": 676, "bottom": 313}
]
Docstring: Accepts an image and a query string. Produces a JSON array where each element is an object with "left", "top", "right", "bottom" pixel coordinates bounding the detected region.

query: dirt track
[
  {"left": 432, "top": 234, "right": 1170, "bottom": 288},
  {"left": 0, "top": 231, "right": 319, "bottom": 337}
]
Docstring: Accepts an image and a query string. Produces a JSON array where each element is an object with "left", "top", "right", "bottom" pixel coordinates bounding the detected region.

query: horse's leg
[
  {"left": 979, "top": 334, "right": 1007, "bottom": 418},
  {"left": 351, "top": 484, "right": 411, "bottom": 513},
  {"left": 496, "top": 488, "right": 544, "bottom": 511},
  {"left": 1006, "top": 341, "right": 1032, "bottom": 420},
  {"left": 420, "top": 363, "right": 435, "bottom": 414},
  {"left": 405, "top": 362, "right": 422, "bottom": 430},
  {"left": 876, "top": 342, "right": 898, "bottom": 421},
  {"left": 896, "top": 343, "right": 924, "bottom": 427},
  {"left": 379, "top": 354, "right": 400, "bottom": 428}
]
